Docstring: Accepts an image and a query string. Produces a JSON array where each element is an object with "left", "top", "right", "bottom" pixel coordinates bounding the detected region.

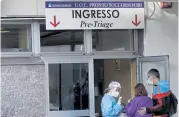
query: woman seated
[{"left": 125, "top": 83, "right": 153, "bottom": 117}]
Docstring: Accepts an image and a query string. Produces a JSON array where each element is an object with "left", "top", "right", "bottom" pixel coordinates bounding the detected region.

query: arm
[
  {"left": 101, "top": 97, "right": 123, "bottom": 116},
  {"left": 125, "top": 98, "right": 138, "bottom": 117},
  {"left": 146, "top": 86, "right": 164, "bottom": 113},
  {"left": 146, "top": 98, "right": 163, "bottom": 113}
]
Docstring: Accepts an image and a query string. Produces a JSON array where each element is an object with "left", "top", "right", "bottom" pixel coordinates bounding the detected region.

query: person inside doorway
[
  {"left": 101, "top": 81, "right": 123, "bottom": 117},
  {"left": 125, "top": 83, "right": 153, "bottom": 117},
  {"left": 139, "top": 69, "right": 178, "bottom": 117}
]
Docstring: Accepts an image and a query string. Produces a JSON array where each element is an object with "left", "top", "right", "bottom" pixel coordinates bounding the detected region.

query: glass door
[
  {"left": 137, "top": 55, "right": 170, "bottom": 97},
  {"left": 44, "top": 57, "right": 95, "bottom": 117}
]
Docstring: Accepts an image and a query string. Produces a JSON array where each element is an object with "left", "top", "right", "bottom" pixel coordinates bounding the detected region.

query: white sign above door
[{"left": 45, "top": 1, "right": 145, "bottom": 30}]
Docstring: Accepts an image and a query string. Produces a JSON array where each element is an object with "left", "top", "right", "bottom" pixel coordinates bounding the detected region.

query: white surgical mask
[
  {"left": 146, "top": 77, "right": 153, "bottom": 85},
  {"left": 111, "top": 91, "right": 120, "bottom": 98}
]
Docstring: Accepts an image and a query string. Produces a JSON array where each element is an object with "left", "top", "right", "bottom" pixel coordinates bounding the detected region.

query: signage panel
[{"left": 45, "top": 1, "right": 145, "bottom": 30}]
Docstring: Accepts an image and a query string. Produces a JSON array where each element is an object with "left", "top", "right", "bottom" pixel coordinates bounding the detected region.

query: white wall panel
[
  {"left": 1, "top": 0, "right": 37, "bottom": 17},
  {"left": 37, "top": 0, "right": 45, "bottom": 16}
]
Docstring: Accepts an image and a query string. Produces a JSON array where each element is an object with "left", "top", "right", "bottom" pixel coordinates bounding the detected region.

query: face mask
[
  {"left": 146, "top": 77, "right": 153, "bottom": 85},
  {"left": 111, "top": 91, "right": 120, "bottom": 98}
]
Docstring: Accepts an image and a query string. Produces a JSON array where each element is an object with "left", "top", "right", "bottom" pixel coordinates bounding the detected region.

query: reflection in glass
[
  {"left": 49, "top": 63, "right": 89, "bottom": 111},
  {"left": 92, "top": 30, "right": 134, "bottom": 51},
  {"left": 40, "top": 24, "right": 84, "bottom": 52},
  {"left": 1, "top": 24, "right": 31, "bottom": 52}
]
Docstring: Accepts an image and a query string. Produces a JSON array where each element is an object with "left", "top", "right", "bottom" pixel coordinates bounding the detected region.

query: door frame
[
  {"left": 42, "top": 56, "right": 95, "bottom": 117},
  {"left": 137, "top": 55, "right": 170, "bottom": 84}
]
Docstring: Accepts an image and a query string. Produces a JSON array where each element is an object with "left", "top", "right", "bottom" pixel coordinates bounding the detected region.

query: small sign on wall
[{"left": 115, "top": 60, "right": 120, "bottom": 70}]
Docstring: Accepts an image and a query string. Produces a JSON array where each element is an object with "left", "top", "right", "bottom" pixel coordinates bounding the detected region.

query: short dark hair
[
  {"left": 148, "top": 68, "right": 160, "bottom": 79},
  {"left": 135, "top": 83, "right": 148, "bottom": 96}
]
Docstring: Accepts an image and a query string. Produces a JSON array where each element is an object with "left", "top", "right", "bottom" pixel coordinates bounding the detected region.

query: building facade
[{"left": 0, "top": 1, "right": 178, "bottom": 117}]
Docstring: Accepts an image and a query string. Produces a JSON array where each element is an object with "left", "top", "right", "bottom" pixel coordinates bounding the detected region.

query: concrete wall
[
  {"left": 144, "top": 2, "right": 178, "bottom": 117},
  {"left": 1, "top": 58, "right": 46, "bottom": 117}
]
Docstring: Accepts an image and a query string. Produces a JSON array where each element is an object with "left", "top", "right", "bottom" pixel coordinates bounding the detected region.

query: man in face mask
[
  {"left": 146, "top": 69, "right": 160, "bottom": 86},
  {"left": 139, "top": 69, "right": 172, "bottom": 117},
  {"left": 101, "top": 81, "right": 123, "bottom": 117}
]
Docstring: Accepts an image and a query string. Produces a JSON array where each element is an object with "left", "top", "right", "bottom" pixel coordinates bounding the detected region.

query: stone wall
[{"left": 1, "top": 61, "right": 46, "bottom": 117}]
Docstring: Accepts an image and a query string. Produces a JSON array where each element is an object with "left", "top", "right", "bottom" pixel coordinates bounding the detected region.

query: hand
[
  {"left": 128, "top": 99, "right": 131, "bottom": 103},
  {"left": 118, "top": 97, "right": 122, "bottom": 104},
  {"left": 138, "top": 107, "right": 146, "bottom": 115},
  {"left": 128, "top": 96, "right": 134, "bottom": 103}
]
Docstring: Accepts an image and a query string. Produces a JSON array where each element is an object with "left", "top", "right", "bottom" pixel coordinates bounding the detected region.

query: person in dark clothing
[
  {"left": 139, "top": 69, "right": 177, "bottom": 117},
  {"left": 73, "top": 83, "right": 81, "bottom": 109},
  {"left": 82, "top": 77, "right": 89, "bottom": 109},
  {"left": 125, "top": 83, "right": 153, "bottom": 117}
]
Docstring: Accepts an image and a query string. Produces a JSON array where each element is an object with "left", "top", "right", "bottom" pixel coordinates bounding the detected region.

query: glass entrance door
[
  {"left": 137, "top": 55, "right": 170, "bottom": 97},
  {"left": 44, "top": 57, "right": 95, "bottom": 117}
]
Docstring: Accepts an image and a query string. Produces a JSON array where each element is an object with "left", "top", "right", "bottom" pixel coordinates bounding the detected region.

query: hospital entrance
[
  {"left": 94, "top": 59, "right": 135, "bottom": 116},
  {"left": 47, "top": 56, "right": 169, "bottom": 117},
  {"left": 43, "top": 28, "right": 169, "bottom": 117},
  {"left": 48, "top": 58, "right": 135, "bottom": 117},
  {"left": 93, "top": 57, "right": 169, "bottom": 117}
]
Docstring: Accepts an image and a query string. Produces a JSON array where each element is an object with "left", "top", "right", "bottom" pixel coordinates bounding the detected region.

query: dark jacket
[
  {"left": 125, "top": 96, "right": 153, "bottom": 117},
  {"left": 146, "top": 81, "right": 171, "bottom": 117}
]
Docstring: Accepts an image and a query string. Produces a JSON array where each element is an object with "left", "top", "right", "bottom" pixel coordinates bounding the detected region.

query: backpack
[
  {"left": 153, "top": 86, "right": 178, "bottom": 116},
  {"left": 168, "top": 92, "right": 178, "bottom": 116}
]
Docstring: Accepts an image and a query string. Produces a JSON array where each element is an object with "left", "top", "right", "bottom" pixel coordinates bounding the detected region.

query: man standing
[{"left": 139, "top": 69, "right": 176, "bottom": 117}]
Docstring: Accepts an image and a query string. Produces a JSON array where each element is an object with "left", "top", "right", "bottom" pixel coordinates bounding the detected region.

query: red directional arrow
[
  {"left": 50, "top": 15, "right": 60, "bottom": 27},
  {"left": 132, "top": 14, "right": 141, "bottom": 27}
]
